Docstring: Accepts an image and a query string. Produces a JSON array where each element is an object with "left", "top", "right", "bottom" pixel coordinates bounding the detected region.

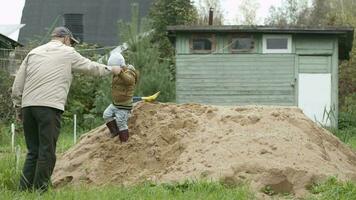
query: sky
[
  {"left": 0, "top": 0, "right": 285, "bottom": 41},
  {"left": 0, "top": 0, "right": 25, "bottom": 40}
]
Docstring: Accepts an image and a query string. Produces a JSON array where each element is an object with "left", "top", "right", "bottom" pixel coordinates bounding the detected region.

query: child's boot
[
  {"left": 105, "top": 120, "right": 119, "bottom": 138},
  {"left": 118, "top": 129, "right": 129, "bottom": 142}
]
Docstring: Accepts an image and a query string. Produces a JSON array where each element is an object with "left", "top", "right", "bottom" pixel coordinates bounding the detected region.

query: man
[{"left": 11, "top": 27, "right": 122, "bottom": 192}]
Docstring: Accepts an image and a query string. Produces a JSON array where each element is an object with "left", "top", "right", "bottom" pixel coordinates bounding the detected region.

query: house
[
  {"left": 167, "top": 25, "right": 354, "bottom": 127},
  {"left": 19, "top": 0, "right": 153, "bottom": 46}
]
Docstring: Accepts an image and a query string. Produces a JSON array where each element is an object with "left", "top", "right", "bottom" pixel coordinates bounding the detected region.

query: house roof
[
  {"left": 167, "top": 25, "right": 354, "bottom": 60},
  {"left": 0, "top": 33, "right": 23, "bottom": 49}
]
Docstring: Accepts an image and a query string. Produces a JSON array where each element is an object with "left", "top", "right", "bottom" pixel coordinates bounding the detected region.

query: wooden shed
[
  {"left": 167, "top": 26, "right": 354, "bottom": 127},
  {"left": 0, "top": 33, "right": 23, "bottom": 72}
]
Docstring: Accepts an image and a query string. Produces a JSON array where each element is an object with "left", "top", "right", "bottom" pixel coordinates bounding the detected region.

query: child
[{"left": 103, "top": 53, "right": 138, "bottom": 142}]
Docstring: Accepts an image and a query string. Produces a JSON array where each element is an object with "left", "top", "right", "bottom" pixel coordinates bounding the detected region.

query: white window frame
[{"left": 262, "top": 34, "right": 292, "bottom": 54}]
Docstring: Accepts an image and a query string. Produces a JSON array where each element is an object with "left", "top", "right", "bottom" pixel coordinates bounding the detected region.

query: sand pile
[{"left": 52, "top": 102, "right": 356, "bottom": 197}]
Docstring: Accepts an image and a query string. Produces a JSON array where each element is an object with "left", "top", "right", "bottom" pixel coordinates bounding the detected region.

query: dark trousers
[{"left": 19, "top": 106, "right": 62, "bottom": 192}]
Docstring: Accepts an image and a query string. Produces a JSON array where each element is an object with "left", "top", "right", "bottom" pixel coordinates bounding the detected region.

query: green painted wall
[
  {"left": 298, "top": 56, "right": 331, "bottom": 73},
  {"left": 295, "top": 35, "right": 334, "bottom": 55},
  {"left": 175, "top": 33, "right": 190, "bottom": 54},
  {"left": 174, "top": 33, "right": 339, "bottom": 126},
  {"left": 176, "top": 54, "right": 296, "bottom": 106}
]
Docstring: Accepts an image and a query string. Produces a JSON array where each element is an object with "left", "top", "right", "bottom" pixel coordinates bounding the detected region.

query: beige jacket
[{"left": 11, "top": 40, "right": 111, "bottom": 111}]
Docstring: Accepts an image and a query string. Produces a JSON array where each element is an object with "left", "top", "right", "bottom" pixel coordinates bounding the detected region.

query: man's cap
[{"left": 51, "top": 27, "right": 79, "bottom": 44}]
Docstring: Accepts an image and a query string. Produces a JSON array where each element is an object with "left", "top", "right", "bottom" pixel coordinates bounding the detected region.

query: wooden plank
[
  {"left": 178, "top": 96, "right": 295, "bottom": 105},
  {"left": 177, "top": 91, "right": 294, "bottom": 95},
  {"left": 331, "top": 38, "right": 338, "bottom": 127},
  {"left": 177, "top": 74, "right": 294, "bottom": 79},
  {"left": 178, "top": 95, "right": 294, "bottom": 101},
  {"left": 177, "top": 77, "right": 294, "bottom": 81},
  {"left": 299, "top": 56, "right": 331, "bottom": 73},
  {"left": 177, "top": 83, "right": 293, "bottom": 87},
  {"left": 295, "top": 49, "right": 333, "bottom": 55},
  {"left": 295, "top": 37, "right": 334, "bottom": 50}
]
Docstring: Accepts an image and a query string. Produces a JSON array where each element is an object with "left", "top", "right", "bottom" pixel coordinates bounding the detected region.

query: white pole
[
  {"left": 73, "top": 114, "right": 77, "bottom": 144},
  {"left": 15, "top": 145, "right": 21, "bottom": 171},
  {"left": 11, "top": 123, "right": 15, "bottom": 152}
]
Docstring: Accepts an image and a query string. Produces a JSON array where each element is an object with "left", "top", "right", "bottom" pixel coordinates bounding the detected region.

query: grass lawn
[
  {"left": 0, "top": 182, "right": 255, "bottom": 200},
  {"left": 0, "top": 172, "right": 355, "bottom": 200},
  {"left": 308, "top": 177, "right": 356, "bottom": 200},
  {"left": 347, "top": 136, "right": 356, "bottom": 150}
]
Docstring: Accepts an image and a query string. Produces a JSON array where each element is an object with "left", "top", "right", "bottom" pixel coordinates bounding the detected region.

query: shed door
[
  {"left": 176, "top": 54, "right": 296, "bottom": 106},
  {"left": 298, "top": 56, "right": 332, "bottom": 126}
]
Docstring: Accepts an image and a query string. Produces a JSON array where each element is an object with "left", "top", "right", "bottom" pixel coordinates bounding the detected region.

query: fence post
[
  {"left": 73, "top": 114, "right": 77, "bottom": 144},
  {"left": 15, "top": 145, "right": 21, "bottom": 171},
  {"left": 11, "top": 123, "right": 15, "bottom": 152}
]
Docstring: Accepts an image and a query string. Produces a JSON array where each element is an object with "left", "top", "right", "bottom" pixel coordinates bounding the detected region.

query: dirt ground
[{"left": 52, "top": 102, "right": 356, "bottom": 198}]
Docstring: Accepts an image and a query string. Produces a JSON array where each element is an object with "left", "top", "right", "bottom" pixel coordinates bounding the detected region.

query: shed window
[
  {"left": 193, "top": 38, "right": 212, "bottom": 50},
  {"left": 267, "top": 38, "right": 287, "bottom": 49},
  {"left": 64, "top": 13, "right": 83, "bottom": 42},
  {"left": 262, "top": 35, "right": 292, "bottom": 53},
  {"left": 190, "top": 34, "right": 215, "bottom": 53},
  {"left": 231, "top": 35, "right": 254, "bottom": 52}
]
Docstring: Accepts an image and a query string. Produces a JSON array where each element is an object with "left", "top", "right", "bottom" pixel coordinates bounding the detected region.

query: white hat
[{"left": 108, "top": 52, "right": 125, "bottom": 66}]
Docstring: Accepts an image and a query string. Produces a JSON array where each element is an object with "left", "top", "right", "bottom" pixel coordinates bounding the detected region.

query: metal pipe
[{"left": 209, "top": 7, "right": 213, "bottom": 25}]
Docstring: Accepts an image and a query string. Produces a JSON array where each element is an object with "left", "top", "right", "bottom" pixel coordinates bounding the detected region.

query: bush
[
  {"left": 0, "top": 70, "right": 15, "bottom": 123},
  {"left": 341, "top": 93, "right": 356, "bottom": 114},
  {"left": 339, "top": 111, "right": 356, "bottom": 130}
]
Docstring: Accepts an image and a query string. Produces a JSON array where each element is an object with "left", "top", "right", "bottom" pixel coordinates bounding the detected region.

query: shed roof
[
  {"left": 167, "top": 25, "right": 353, "bottom": 34},
  {"left": 0, "top": 33, "right": 23, "bottom": 49},
  {"left": 167, "top": 25, "right": 354, "bottom": 60}
]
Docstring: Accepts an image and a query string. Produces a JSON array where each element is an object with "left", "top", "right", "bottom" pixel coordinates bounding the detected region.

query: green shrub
[
  {"left": 0, "top": 70, "right": 15, "bottom": 123},
  {"left": 339, "top": 112, "right": 356, "bottom": 130}
]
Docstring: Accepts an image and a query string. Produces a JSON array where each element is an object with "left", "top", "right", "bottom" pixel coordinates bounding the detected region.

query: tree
[
  {"left": 238, "top": 0, "right": 260, "bottom": 25},
  {"left": 196, "top": 0, "right": 224, "bottom": 25},
  {"left": 264, "top": 0, "right": 310, "bottom": 26},
  {"left": 308, "top": 0, "right": 333, "bottom": 26},
  {"left": 118, "top": 3, "right": 176, "bottom": 102},
  {"left": 149, "top": 0, "right": 198, "bottom": 59}
]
